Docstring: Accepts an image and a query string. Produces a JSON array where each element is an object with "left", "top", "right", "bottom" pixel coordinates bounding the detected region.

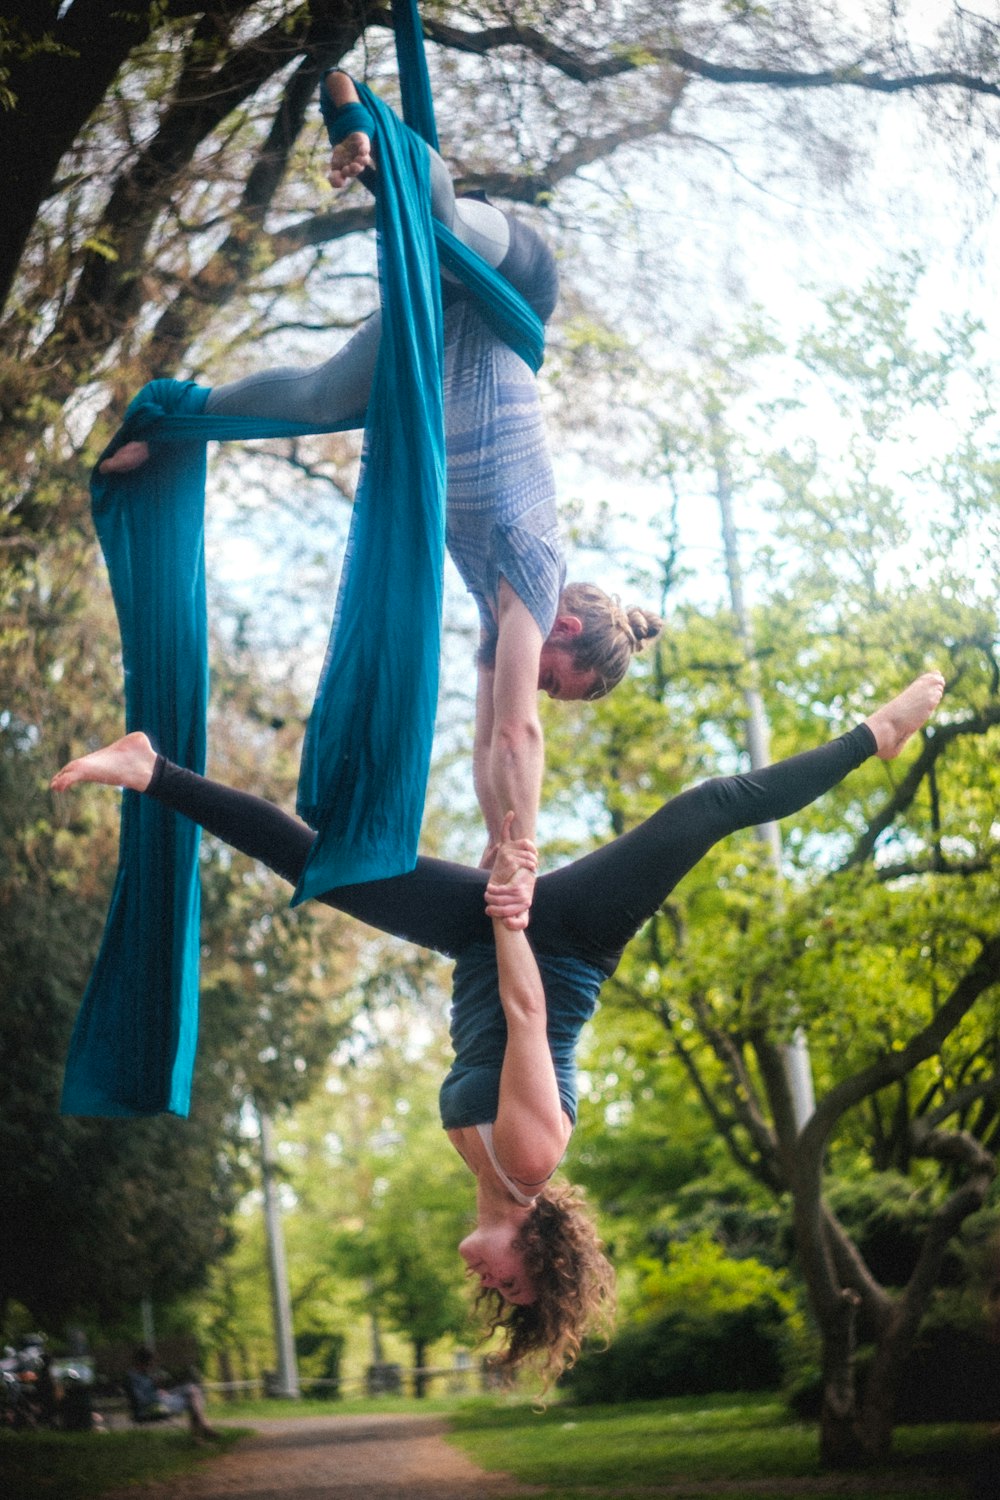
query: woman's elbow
[
  {"left": 494, "top": 715, "right": 543, "bottom": 761},
  {"left": 503, "top": 985, "right": 547, "bottom": 1025}
]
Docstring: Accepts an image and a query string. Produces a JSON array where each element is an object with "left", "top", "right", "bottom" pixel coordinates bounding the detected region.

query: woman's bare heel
[
  {"left": 863, "top": 672, "right": 946, "bottom": 759},
  {"left": 99, "top": 441, "right": 150, "bottom": 475},
  {"left": 51, "top": 732, "right": 158, "bottom": 793}
]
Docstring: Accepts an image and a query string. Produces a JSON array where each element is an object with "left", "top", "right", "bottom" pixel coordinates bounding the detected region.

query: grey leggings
[{"left": 205, "top": 147, "right": 511, "bottom": 427}]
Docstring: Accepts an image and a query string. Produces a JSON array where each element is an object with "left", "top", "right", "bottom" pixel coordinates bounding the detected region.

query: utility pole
[
  {"left": 258, "top": 1106, "right": 300, "bottom": 1399},
  {"left": 709, "top": 406, "right": 815, "bottom": 1130}
]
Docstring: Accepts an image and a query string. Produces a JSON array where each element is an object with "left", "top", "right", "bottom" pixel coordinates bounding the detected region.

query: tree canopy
[{"left": 540, "top": 266, "right": 1000, "bottom": 1459}]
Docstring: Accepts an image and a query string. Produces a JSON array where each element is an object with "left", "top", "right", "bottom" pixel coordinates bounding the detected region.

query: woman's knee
[
  {"left": 426, "top": 145, "right": 457, "bottom": 229},
  {"left": 426, "top": 143, "right": 511, "bottom": 269},
  {"left": 205, "top": 314, "right": 380, "bottom": 425}
]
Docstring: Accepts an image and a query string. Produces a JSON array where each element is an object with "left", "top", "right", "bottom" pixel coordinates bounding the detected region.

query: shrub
[
  {"left": 629, "top": 1232, "right": 797, "bottom": 1322},
  {"left": 564, "top": 1300, "right": 789, "bottom": 1404}
]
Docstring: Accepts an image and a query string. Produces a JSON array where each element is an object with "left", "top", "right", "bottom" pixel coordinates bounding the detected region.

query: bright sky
[
  {"left": 550, "top": 64, "right": 1000, "bottom": 613},
  {"left": 205, "top": 44, "right": 1000, "bottom": 807}
]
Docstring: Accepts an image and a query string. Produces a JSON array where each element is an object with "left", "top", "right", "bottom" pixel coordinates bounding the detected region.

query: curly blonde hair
[
  {"left": 474, "top": 1179, "right": 616, "bottom": 1389},
  {"left": 559, "top": 583, "right": 662, "bottom": 700}
]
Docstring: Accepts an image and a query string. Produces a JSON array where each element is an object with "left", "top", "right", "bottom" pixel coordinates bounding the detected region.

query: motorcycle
[
  {"left": 0, "top": 1335, "right": 95, "bottom": 1430},
  {"left": 0, "top": 1335, "right": 52, "bottom": 1428}
]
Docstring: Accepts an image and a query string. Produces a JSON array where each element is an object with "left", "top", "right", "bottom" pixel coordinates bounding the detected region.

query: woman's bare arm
[
  {"left": 490, "top": 823, "right": 570, "bottom": 1183},
  {"left": 478, "top": 584, "right": 545, "bottom": 925}
]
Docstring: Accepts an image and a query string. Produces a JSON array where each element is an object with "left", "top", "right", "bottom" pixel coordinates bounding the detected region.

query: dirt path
[{"left": 105, "top": 1412, "right": 542, "bottom": 1500}]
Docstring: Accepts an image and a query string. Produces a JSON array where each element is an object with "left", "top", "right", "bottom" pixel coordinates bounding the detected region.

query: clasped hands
[{"left": 484, "top": 811, "right": 537, "bottom": 932}]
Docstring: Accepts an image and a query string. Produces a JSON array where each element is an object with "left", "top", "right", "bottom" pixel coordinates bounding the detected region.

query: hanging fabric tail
[
  {"left": 62, "top": 386, "right": 358, "bottom": 1118},
  {"left": 61, "top": 381, "right": 210, "bottom": 1117},
  {"left": 391, "top": 0, "right": 440, "bottom": 148},
  {"left": 292, "top": 81, "right": 446, "bottom": 902}
]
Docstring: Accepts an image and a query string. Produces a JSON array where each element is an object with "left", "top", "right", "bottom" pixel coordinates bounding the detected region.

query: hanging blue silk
[
  {"left": 391, "top": 0, "right": 441, "bottom": 151},
  {"left": 61, "top": 88, "right": 446, "bottom": 1114},
  {"left": 60, "top": 384, "right": 346, "bottom": 1116},
  {"left": 60, "top": 380, "right": 211, "bottom": 1116},
  {"left": 386, "top": 0, "right": 543, "bottom": 367},
  {"left": 292, "top": 82, "right": 445, "bottom": 900},
  {"left": 63, "top": 34, "right": 546, "bottom": 1116}
]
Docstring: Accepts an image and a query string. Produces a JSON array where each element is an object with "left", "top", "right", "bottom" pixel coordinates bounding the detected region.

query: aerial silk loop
[{"left": 61, "top": 0, "right": 545, "bottom": 1117}]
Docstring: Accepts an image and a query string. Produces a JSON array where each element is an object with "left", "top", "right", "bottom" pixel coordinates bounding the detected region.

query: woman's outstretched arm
[
  {"left": 474, "top": 583, "right": 546, "bottom": 923},
  {"left": 489, "top": 819, "right": 569, "bottom": 1184},
  {"left": 492, "top": 922, "right": 570, "bottom": 1186}
]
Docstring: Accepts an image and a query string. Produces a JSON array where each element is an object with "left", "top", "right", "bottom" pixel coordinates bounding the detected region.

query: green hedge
[{"left": 563, "top": 1302, "right": 788, "bottom": 1404}]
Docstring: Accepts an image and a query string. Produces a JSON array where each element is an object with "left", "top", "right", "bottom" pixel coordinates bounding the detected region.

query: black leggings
[{"left": 148, "top": 724, "right": 875, "bottom": 975}]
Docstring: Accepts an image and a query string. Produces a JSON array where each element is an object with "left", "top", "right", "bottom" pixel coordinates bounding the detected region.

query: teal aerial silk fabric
[
  {"left": 59, "top": 384, "right": 343, "bottom": 1115},
  {"left": 392, "top": 0, "right": 440, "bottom": 152},
  {"left": 433, "top": 223, "right": 543, "bottom": 373},
  {"left": 293, "top": 81, "right": 445, "bottom": 901},
  {"left": 61, "top": 381, "right": 211, "bottom": 1116},
  {"left": 63, "top": 11, "right": 546, "bottom": 1116},
  {"left": 61, "top": 94, "right": 444, "bottom": 1116},
  {"left": 385, "top": 0, "right": 543, "bottom": 368}
]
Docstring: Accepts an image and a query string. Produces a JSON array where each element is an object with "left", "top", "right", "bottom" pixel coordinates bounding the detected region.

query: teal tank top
[{"left": 439, "top": 943, "right": 604, "bottom": 1130}]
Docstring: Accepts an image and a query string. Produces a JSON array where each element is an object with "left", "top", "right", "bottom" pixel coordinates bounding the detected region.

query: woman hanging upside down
[
  {"left": 100, "top": 68, "right": 662, "bottom": 926},
  {"left": 52, "top": 672, "right": 945, "bottom": 1382}
]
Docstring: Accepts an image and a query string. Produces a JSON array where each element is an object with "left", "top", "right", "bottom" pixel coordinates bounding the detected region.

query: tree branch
[
  {"left": 800, "top": 933, "right": 1000, "bottom": 1161},
  {"left": 891, "top": 1122, "right": 996, "bottom": 1347},
  {"left": 416, "top": 15, "right": 1000, "bottom": 100},
  {"left": 164, "top": 88, "right": 687, "bottom": 309},
  {"left": 874, "top": 856, "right": 993, "bottom": 881},
  {"left": 922, "top": 1072, "right": 1000, "bottom": 1134},
  {"left": 664, "top": 50, "right": 1000, "bottom": 102},
  {"left": 820, "top": 1202, "right": 893, "bottom": 1331},
  {"left": 688, "top": 1006, "right": 784, "bottom": 1189},
  {"left": 617, "top": 977, "right": 777, "bottom": 1187},
  {"left": 38, "top": 23, "right": 342, "bottom": 387},
  {"left": 0, "top": 0, "right": 238, "bottom": 310},
  {"left": 841, "top": 704, "right": 1000, "bottom": 872}
]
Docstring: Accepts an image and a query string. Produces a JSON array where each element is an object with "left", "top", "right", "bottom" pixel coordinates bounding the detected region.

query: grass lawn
[
  {"left": 4, "top": 1391, "right": 995, "bottom": 1500},
  {"left": 446, "top": 1391, "right": 999, "bottom": 1500},
  {"left": 0, "top": 1425, "right": 245, "bottom": 1500}
]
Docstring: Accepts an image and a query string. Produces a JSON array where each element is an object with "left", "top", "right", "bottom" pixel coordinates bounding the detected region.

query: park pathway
[{"left": 105, "top": 1412, "right": 543, "bottom": 1500}]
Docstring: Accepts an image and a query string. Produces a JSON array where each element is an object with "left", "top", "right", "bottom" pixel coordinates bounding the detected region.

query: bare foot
[
  {"left": 327, "top": 132, "right": 374, "bottom": 190},
  {"left": 863, "top": 672, "right": 945, "bottom": 760},
  {"left": 51, "top": 732, "right": 158, "bottom": 793},
  {"left": 99, "top": 440, "right": 151, "bottom": 475}
]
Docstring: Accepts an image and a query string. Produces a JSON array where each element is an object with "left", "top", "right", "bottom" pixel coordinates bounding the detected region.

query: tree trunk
[
  {"left": 412, "top": 1338, "right": 429, "bottom": 1398},
  {"left": 817, "top": 1287, "right": 869, "bottom": 1467},
  {"left": 216, "top": 1346, "right": 238, "bottom": 1403},
  {"left": 852, "top": 1306, "right": 922, "bottom": 1462},
  {"left": 854, "top": 1364, "right": 897, "bottom": 1464},
  {"left": 367, "top": 1299, "right": 386, "bottom": 1366},
  {"left": 820, "top": 1300, "right": 915, "bottom": 1465}
]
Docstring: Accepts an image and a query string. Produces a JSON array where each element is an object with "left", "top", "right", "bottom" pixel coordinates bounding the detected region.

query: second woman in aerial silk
[
  {"left": 61, "top": 66, "right": 661, "bottom": 1119},
  {"left": 102, "top": 69, "right": 663, "bottom": 925}
]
